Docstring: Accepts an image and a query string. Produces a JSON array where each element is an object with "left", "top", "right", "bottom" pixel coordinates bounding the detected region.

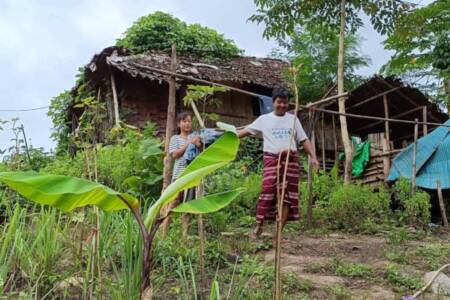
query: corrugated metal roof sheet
[{"left": 388, "top": 119, "right": 450, "bottom": 189}]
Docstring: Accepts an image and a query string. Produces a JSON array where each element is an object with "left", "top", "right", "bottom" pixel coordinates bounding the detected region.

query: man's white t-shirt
[{"left": 246, "top": 112, "right": 308, "bottom": 154}]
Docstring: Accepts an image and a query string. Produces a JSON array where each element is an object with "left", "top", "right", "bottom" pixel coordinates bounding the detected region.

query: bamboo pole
[
  {"left": 413, "top": 263, "right": 450, "bottom": 298},
  {"left": 274, "top": 66, "right": 302, "bottom": 300},
  {"left": 305, "top": 93, "right": 348, "bottom": 107},
  {"left": 382, "top": 134, "right": 390, "bottom": 181},
  {"left": 337, "top": 0, "right": 352, "bottom": 184},
  {"left": 114, "top": 61, "right": 347, "bottom": 110},
  {"left": 382, "top": 95, "right": 390, "bottom": 179},
  {"left": 353, "top": 106, "right": 424, "bottom": 133},
  {"left": 383, "top": 95, "right": 391, "bottom": 146},
  {"left": 117, "top": 63, "right": 450, "bottom": 129},
  {"left": 423, "top": 106, "right": 428, "bottom": 135},
  {"left": 321, "top": 113, "right": 326, "bottom": 171},
  {"left": 110, "top": 72, "right": 120, "bottom": 127},
  {"left": 436, "top": 180, "right": 448, "bottom": 228},
  {"left": 189, "top": 99, "right": 207, "bottom": 293},
  {"left": 411, "top": 119, "right": 418, "bottom": 194},
  {"left": 161, "top": 44, "right": 178, "bottom": 237},
  {"left": 306, "top": 113, "right": 316, "bottom": 228},
  {"left": 347, "top": 87, "right": 401, "bottom": 110},
  {"left": 196, "top": 185, "right": 207, "bottom": 293},
  {"left": 307, "top": 106, "right": 450, "bottom": 128}
]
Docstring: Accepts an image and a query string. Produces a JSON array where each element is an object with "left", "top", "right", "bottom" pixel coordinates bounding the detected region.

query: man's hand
[
  {"left": 310, "top": 157, "right": 320, "bottom": 171},
  {"left": 301, "top": 139, "right": 320, "bottom": 170}
]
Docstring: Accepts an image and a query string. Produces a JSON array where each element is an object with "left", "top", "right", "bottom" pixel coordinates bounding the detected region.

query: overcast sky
[{"left": 0, "top": 0, "right": 425, "bottom": 155}]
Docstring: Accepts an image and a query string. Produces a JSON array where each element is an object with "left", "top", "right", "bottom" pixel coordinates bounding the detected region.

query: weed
[
  {"left": 283, "top": 272, "right": 314, "bottom": 294},
  {"left": 326, "top": 284, "right": 352, "bottom": 300},
  {"left": 414, "top": 243, "right": 450, "bottom": 269},
  {"left": 304, "top": 261, "right": 326, "bottom": 274},
  {"left": 333, "top": 261, "right": 374, "bottom": 279},
  {"left": 384, "top": 248, "right": 409, "bottom": 265},
  {"left": 386, "top": 226, "right": 411, "bottom": 245},
  {"left": 386, "top": 264, "right": 422, "bottom": 292}
]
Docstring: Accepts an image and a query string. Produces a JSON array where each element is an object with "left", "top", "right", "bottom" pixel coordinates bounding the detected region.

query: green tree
[
  {"left": 47, "top": 91, "right": 73, "bottom": 156},
  {"left": 250, "top": 0, "right": 409, "bottom": 184},
  {"left": 273, "top": 27, "right": 371, "bottom": 103},
  {"left": 382, "top": 0, "right": 450, "bottom": 109},
  {"left": 116, "top": 11, "right": 243, "bottom": 60},
  {"left": 48, "top": 68, "right": 94, "bottom": 156}
]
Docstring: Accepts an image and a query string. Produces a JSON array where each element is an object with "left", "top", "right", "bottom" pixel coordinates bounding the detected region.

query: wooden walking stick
[
  {"left": 274, "top": 65, "right": 302, "bottom": 300},
  {"left": 306, "top": 110, "right": 317, "bottom": 228}
]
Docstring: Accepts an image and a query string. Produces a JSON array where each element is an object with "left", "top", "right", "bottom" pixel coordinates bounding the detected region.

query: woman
[{"left": 169, "top": 112, "right": 201, "bottom": 238}]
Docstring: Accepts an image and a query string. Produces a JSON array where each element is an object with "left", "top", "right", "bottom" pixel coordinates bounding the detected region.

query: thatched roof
[{"left": 85, "top": 46, "right": 288, "bottom": 89}]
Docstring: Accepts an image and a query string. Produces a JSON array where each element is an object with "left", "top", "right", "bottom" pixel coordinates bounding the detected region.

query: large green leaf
[
  {"left": 180, "top": 131, "right": 238, "bottom": 178},
  {"left": 171, "top": 188, "right": 244, "bottom": 214},
  {"left": 143, "top": 130, "right": 239, "bottom": 229},
  {"left": 0, "top": 171, "right": 139, "bottom": 212}
]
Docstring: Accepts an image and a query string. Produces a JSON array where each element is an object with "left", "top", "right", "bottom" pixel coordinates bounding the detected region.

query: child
[
  {"left": 238, "top": 87, "right": 319, "bottom": 239},
  {"left": 169, "top": 112, "right": 201, "bottom": 238}
]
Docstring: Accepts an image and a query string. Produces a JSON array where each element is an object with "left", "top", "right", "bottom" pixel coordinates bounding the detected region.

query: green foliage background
[{"left": 116, "top": 11, "right": 243, "bottom": 60}]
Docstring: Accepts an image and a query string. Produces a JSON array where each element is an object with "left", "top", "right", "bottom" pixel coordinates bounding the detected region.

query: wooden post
[
  {"left": 161, "top": 44, "right": 177, "bottom": 237},
  {"left": 321, "top": 113, "right": 326, "bottom": 171},
  {"left": 382, "top": 134, "right": 390, "bottom": 181},
  {"left": 437, "top": 180, "right": 449, "bottom": 228},
  {"left": 411, "top": 119, "right": 418, "bottom": 194},
  {"left": 383, "top": 95, "right": 390, "bottom": 147},
  {"left": 337, "top": 0, "right": 352, "bottom": 184},
  {"left": 110, "top": 72, "right": 120, "bottom": 127},
  {"left": 196, "top": 185, "right": 207, "bottom": 291},
  {"left": 382, "top": 95, "right": 390, "bottom": 180},
  {"left": 306, "top": 112, "right": 316, "bottom": 228},
  {"left": 422, "top": 106, "right": 428, "bottom": 135},
  {"left": 332, "top": 114, "right": 338, "bottom": 166}
]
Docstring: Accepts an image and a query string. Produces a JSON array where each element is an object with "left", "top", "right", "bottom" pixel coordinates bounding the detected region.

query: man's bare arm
[
  {"left": 237, "top": 128, "right": 252, "bottom": 139},
  {"left": 302, "top": 139, "right": 320, "bottom": 169}
]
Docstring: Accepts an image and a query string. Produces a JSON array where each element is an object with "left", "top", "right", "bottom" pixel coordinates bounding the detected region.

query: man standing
[{"left": 238, "top": 87, "right": 319, "bottom": 238}]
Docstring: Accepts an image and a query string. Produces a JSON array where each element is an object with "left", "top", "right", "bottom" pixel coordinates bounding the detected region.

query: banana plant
[{"left": 0, "top": 129, "right": 243, "bottom": 298}]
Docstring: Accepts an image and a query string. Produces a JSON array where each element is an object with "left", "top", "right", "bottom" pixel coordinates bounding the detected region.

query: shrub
[
  {"left": 393, "top": 178, "right": 431, "bottom": 226},
  {"left": 319, "top": 183, "right": 391, "bottom": 230},
  {"left": 43, "top": 124, "right": 163, "bottom": 202},
  {"left": 299, "top": 164, "right": 342, "bottom": 224},
  {"left": 404, "top": 192, "right": 431, "bottom": 226},
  {"left": 205, "top": 159, "right": 262, "bottom": 226}
]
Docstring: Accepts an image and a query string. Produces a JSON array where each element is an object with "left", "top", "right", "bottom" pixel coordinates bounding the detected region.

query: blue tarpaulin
[{"left": 388, "top": 119, "right": 450, "bottom": 189}]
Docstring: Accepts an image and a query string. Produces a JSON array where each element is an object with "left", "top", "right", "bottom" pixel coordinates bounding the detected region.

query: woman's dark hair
[
  {"left": 272, "top": 87, "right": 291, "bottom": 102},
  {"left": 176, "top": 111, "right": 192, "bottom": 134}
]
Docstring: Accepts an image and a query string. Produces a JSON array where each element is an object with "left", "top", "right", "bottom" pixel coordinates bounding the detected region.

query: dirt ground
[{"left": 259, "top": 231, "right": 450, "bottom": 300}]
